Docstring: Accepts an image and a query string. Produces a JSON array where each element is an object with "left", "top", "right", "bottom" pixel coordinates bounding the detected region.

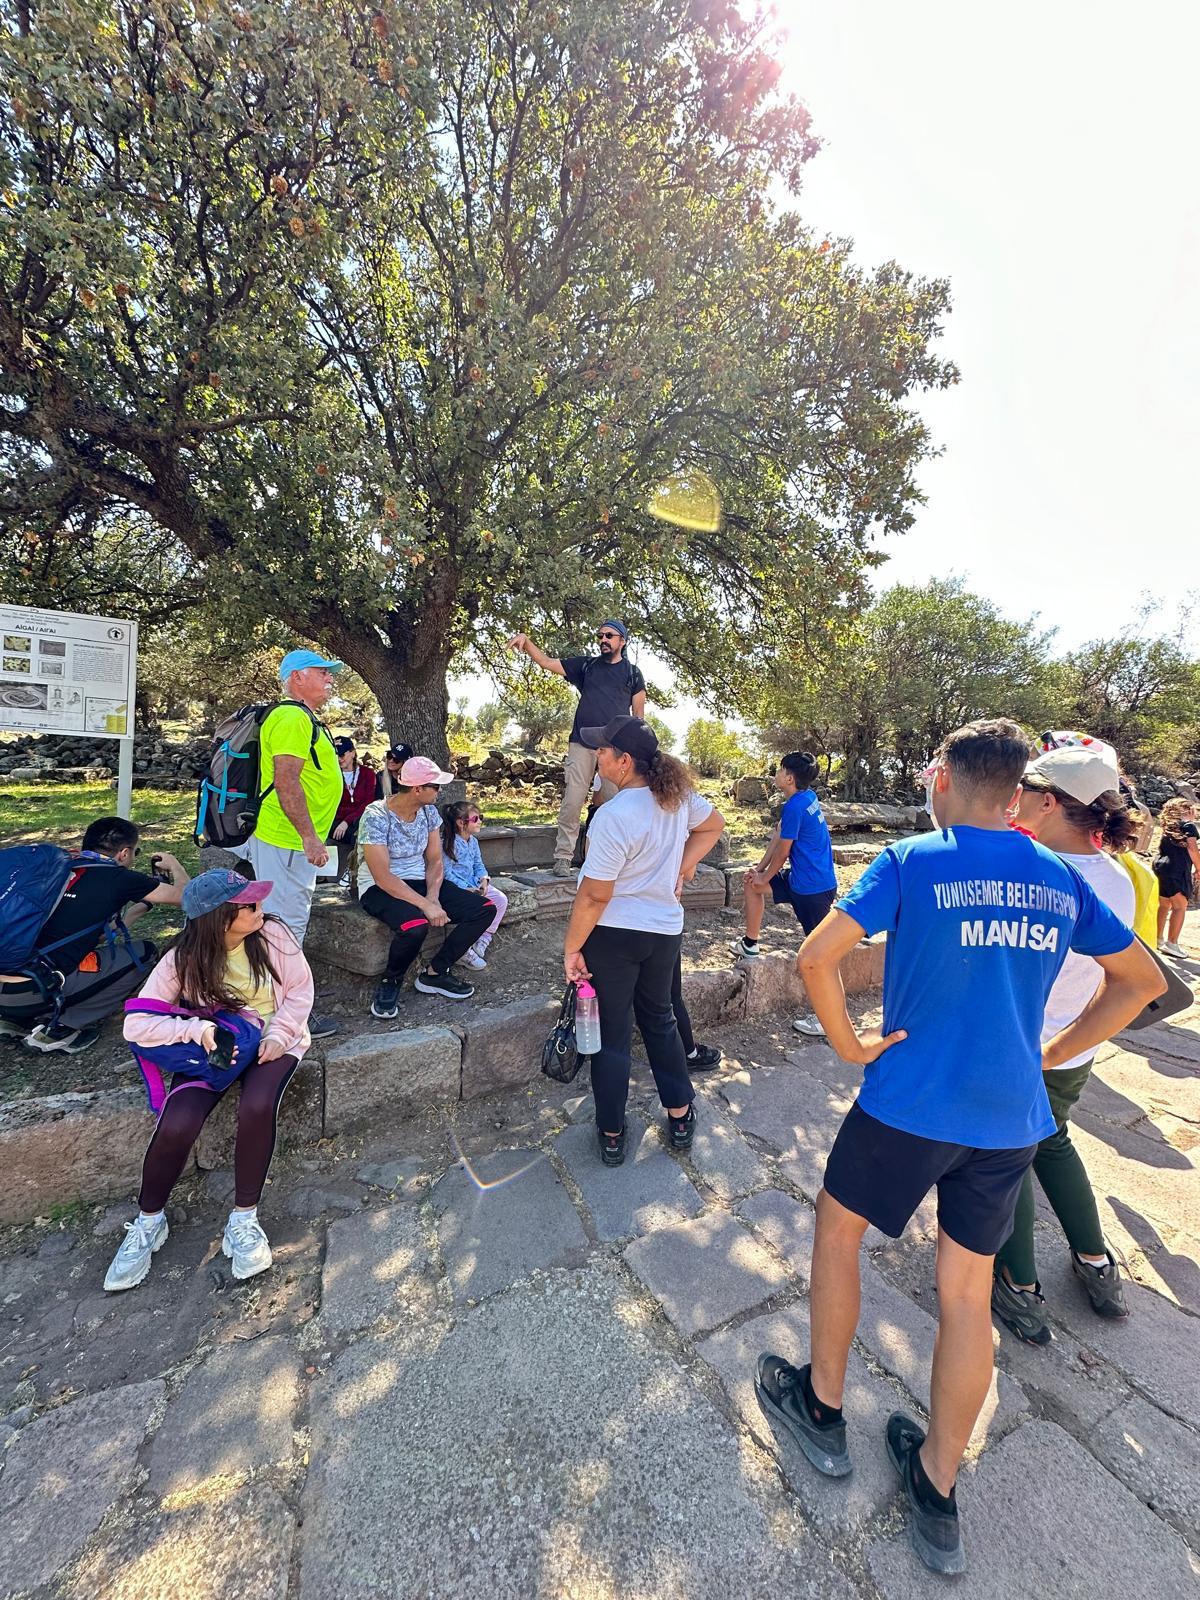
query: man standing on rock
[
  {"left": 506, "top": 621, "right": 646, "bottom": 876},
  {"left": 753, "top": 718, "right": 1161, "bottom": 1576}
]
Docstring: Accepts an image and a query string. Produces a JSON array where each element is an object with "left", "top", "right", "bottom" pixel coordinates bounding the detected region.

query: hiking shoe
[
  {"left": 371, "top": 979, "right": 400, "bottom": 1020},
  {"left": 307, "top": 1013, "right": 340, "bottom": 1038},
  {"left": 459, "top": 946, "right": 488, "bottom": 970},
  {"left": 754, "top": 1356, "right": 852, "bottom": 1477},
  {"left": 667, "top": 1104, "right": 697, "bottom": 1150},
  {"left": 885, "top": 1412, "right": 966, "bottom": 1575},
  {"left": 597, "top": 1124, "right": 627, "bottom": 1166},
  {"left": 25, "top": 1022, "right": 100, "bottom": 1054},
  {"left": 686, "top": 1044, "right": 722, "bottom": 1070},
  {"left": 551, "top": 861, "right": 576, "bottom": 878},
  {"left": 1072, "top": 1249, "right": 1129, "bottom": 1318},
  {"left": 415, "top": 969, "right": 474, "bottom": 1000},
  {"left": 222, "top": 1212, "right": 273, "bottom": 1280},
  {"left": 104, "top": 1213, "right": 168, "bottom": 1293},
  {"left": 792, "top": 1015, "right": 826, "bottom": 1037},
  {"left": 991, "top": 1269, "right": 1052, "bottom": 1346},
  {"left": 728, "top": 936, "right": 765, "bottom": 960}
]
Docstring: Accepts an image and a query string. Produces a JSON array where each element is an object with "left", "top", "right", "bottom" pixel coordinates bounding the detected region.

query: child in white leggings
[{"left": 439, "top": 801, "right": 508, "bottom": 969}]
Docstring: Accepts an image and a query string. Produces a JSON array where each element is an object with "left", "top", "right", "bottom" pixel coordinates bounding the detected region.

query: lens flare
[{"left": 647, "top": 468, "right": 722, "bottom": 533}]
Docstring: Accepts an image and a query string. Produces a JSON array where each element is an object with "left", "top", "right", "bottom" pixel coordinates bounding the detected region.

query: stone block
[
  {"left": 682, "top": 862, "right": 727, "bottom": 911},
  {"left": 430, "top": 1148, "right": 588, "bottom": 1303},
  {"left": 678, "top": 965, "right": 746, "bottom": 1027},
  {"left": 723, "top": 864, "right": 750, "bottom": 906},
  {"left": 832, "top": 842, "right": 882, "bottom": 865},
  {"left": 733, "top": 776, "right": 773, "bottom": 805},
  {"left": 148, "top": 1338, "right": 300, "bottom": 1496},
  {"left": 0, "top": 1380, "right": 163, "bottom": 1595},
  {"left": 323, "top": 1026, "right": 461, "bottom": 1134},
  {"left": 737, "top": 1189, "right": 817, "bottom": 1281},
  {"left": 553, "top": 1118, "right": 705, "bottom": 1241},
  {"left": 303, "top": 898, "right": 393, "bottom": 977},
  {"left": 487, "top": 873, "right": 537, "bottom": 923},
  {"left": 460, "top": 996, "right": 559, "bottom": 1099},
  {"left": 476, "top": 825, "right": 517, "bottom": 872},
  {"left": 1089, "top": 1397, "right": 1200, "bottom": 1550},
  {"left": 741, "top": 941, "right": 883, "bottom": 1019},
  {"left": 624, "top": 1210, "right": 790, "bottom": 1336},
  {"left": 686, "top": 1111, "right": 770, "bottom": 1201},
  {"left": 702, "top": 830, "right": 731, "bottom": 866},
  {"left": 0, "top": 1088, "right": 151, "bottom": 1227},
  {"left": 194, "top": 1052, "right": 324, "bottom": 1169},
  {"left": 510, "top": 823, "right": 559, "bottom": 866},
  {"left": 197, "top": 845, "right": 241, "bottom": 873},
  {"left": 866, "top": 1421, "right": 1198, "bottom": 1597},
  {"left": 319, "top": 1203, "right": 438, "bottom": 1337}
]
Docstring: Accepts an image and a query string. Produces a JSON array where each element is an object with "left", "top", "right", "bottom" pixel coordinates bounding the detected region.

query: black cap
[
  {"left": 385, "top": 744, "right": 413, "bottom": 764},
  {"left": 578, "top": 715, "right": 658, "bottom": 762},
  {"left": 333, "top": 735, "right": 356, "bottom": 756}
]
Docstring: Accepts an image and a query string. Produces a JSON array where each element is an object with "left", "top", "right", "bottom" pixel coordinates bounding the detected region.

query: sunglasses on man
[{"left": 597, "top": 630, "right": 621, "bottom": 641}]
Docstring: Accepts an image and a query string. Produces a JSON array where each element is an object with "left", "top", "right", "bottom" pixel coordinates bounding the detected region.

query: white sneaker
[
  {"left": 1161, "top": 940, "right": 1187, "bottom": 959},
  {"left": 104, "top": 1213, "right": 169, "bottom": 1292},
  {"left": 792, "top": 1015, "right": 826, "bottom": 1037},
  {"left": 459, "top": 944, "right": 488, "bottom": 970},
  {"left": 729, "top": 937, "right": 765, "bottom": 959},
  {"left": 222, "top": 1212, "right": 273, "bottom": 1280}
]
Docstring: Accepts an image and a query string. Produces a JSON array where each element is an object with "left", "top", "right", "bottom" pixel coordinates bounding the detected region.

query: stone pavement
[{"left": 2, "top": 962, "right": 1200, "bottom": 1596}]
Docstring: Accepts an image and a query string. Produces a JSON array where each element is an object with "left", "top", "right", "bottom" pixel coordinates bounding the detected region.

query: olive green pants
[{"left": 994, "top": 1060, "right": 1104, "bottom": 1285}]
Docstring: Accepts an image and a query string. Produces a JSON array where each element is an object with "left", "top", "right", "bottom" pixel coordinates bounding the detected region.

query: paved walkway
[{"left": 2, "top": 941, "right": 1200, "bottom": 1597}]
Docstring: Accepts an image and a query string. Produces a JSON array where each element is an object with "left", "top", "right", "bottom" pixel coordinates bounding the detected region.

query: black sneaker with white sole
[
  {"left": 25, "top": 1021, "right": 100, "bottom": 1054},
  {"left": 1071, "top": 1249, "right": 1129, "bottom": 1318},
  {"left": 667, "top": 1104, "right": 697, "bottom": 1150},
  {"left": 754, "top": 1355, "right": 852, "bottom": 1477},
  {"left": 415, "top": 969, "right": 474, "bottom": 1000},
  {"left": 990, "top": 1268, "right": 1051, "bottom": 1346},
  {"left": 885, "top": 1412, "right": 966, "bottom": 1575},
  {"left": 685, "top": 1044, "right": 722, "bottom": 1070},
  {"left": 371, "top": 979, "right": 400, "bottom": 1020}
]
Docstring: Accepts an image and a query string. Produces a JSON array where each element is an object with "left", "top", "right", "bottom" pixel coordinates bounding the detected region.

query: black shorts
[
  {"left": 823, "top": 1102, "right": 1037, "bottom": 1256},
  {"left": 769, "top": 874, "right": 836, "bottom": 934}
]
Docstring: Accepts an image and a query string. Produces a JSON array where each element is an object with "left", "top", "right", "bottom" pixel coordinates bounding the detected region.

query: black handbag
[{"left": 541, "top": 982, "right": 586, "bottom": 1083}]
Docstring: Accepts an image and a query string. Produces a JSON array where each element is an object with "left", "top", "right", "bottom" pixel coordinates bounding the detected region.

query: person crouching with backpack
[
  {"left": 104, "top": 869, "right": 313, "bottom": 1292},
  {"left": 0, "top": 817, "right": 188, "bottom": 1056}
]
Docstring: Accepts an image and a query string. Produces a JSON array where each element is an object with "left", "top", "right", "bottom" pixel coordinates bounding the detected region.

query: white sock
[
  {"left": 139, "top": 1209, "right": 165, "bottom": 1228},
  {"left": 230, "top": 1205, "right": 257, "bottom": 1224},
  {"left": 1076, "top": 1251, "right": 1108, "bottom": 1269}
]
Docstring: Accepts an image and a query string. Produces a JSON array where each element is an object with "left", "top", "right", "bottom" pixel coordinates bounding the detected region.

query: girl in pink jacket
[{"left": 104, "top": 869, "right": 314, "bottom": 1293}]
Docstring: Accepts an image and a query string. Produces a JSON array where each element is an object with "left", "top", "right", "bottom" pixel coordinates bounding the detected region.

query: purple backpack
[{"left": 125, "top": 999, "right": 264, "bottom": 1114}]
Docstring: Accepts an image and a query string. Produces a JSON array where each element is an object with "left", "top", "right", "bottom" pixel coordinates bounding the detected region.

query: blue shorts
[
  {"left": 823, "top": 1102, "right": 1037, "bottom": 1256},
  {"left": 769, "top": 873, "right": 836, "bottom": 934}
]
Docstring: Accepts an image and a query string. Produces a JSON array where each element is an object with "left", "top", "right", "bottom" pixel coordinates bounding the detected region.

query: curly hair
[
  {"left": 1021, "top": 771, "right": 1141, "bottom": 852},
  {"left": 1159, "top": 796, "right": 1196, "bottom": 845},
  {"left": 628, "top": 749, "right": 695, "bottom": 811}
]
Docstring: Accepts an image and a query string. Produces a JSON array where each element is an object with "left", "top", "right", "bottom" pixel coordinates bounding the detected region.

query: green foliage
[
  {"left": 644, "top": 711, "right": 675, "bottom": 752},
  {"left": 1056, "top": 628, "right": 1200, "bottom": 773},
  {"left": 476, "top": 661, "right": 575, "bottom": 751},
  {"left": 686, "top": 717, "right": 753, "bottom": 777},
  {"left": 0, "top": 0, "right": 957, "bottom": 755}
]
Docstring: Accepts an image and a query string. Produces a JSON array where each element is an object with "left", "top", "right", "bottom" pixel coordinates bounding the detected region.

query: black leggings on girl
[{"left": 138, "top": 1053, "right": 299, "bottom": 1212}]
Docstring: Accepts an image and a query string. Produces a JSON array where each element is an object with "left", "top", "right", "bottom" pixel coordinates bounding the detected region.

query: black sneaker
[
  {"left": 415, "top": 969, "right": 474, "bottom": 1000},
  {"left": 371, "top": 979, "right": 400, "bottom": 1020},
  {"left": 597, "top": 1124, "right": 627, "bottom": 1166},
  {"left": 307, "top": 1013, "right": 340, "bottom": 1038},
  {"left": 885, "top": 1412, "right": 966, "bottom": 1575},
  {"left": 25, "top": 1021, "right": 100, "bottom": 1054},
  {"left": 991, "top": 1268, "right": 1051, "bottom": 1346},
  {"left": 667, "top": 1104, "right": 697, "bottom": 1150},
  {"left": 1071, "top": 1249, "right": 1129, "bottom": 1318},
  {"left": 686, "top": 1044, "right": 722, "bottom": 1070},
  {"left": 754, "top": 1356, "right": 851, "bottom": 1477}
]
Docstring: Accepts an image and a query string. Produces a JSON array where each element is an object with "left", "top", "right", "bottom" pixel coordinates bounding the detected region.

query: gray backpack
[{"left": 193, "top": 701, "right": 322, "bottom": 847}]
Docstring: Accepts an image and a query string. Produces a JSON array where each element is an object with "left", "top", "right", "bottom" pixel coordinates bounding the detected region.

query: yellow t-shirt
[
  {"left": 225, "top": 942, "right": 276, "bottom": 1024},
  {"left": 253, "top": 703, "right": 342, "bottom": 850},
  {"left": 1116, "top": 853, "right": 1160, "bottom": 948}
]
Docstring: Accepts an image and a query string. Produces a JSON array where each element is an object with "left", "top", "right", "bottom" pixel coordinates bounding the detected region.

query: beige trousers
[{"left": 554, "top": 742, "right": 617, "bottom": 864}]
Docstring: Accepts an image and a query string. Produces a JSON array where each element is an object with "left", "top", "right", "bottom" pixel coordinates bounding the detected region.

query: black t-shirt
[
  {"left": 561, "top": 655, "right": 646, "bottom": 742},
  {"left": 37, "top": 860, "right": 159, "bottom": 971}
]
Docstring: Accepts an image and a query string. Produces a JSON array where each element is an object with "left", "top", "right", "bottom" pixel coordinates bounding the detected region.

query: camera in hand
[{"left": 149, "top": 853, "right": 171, "bottom": 884}]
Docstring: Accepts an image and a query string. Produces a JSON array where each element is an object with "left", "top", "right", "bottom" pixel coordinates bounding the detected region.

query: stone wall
[{"left": 0, "top": 731, "right": 210, "bottom": 788}]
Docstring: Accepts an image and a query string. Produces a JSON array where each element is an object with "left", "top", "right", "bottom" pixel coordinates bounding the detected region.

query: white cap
[{"left": 1025, "top": 744, "right": 1120, "bottom": 804}]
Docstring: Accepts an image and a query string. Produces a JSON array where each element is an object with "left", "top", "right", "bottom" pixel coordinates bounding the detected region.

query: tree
[
  {"left": 1, "top": 0, "right": 957, "bottom": 757},
  {"left": 1058, "top": 629, "right": 1200, "bottom": 771},
  {"left": 686, "top": 717, "right": 751, "bottom": 777},
  {"left": 476, "top": 660, "right": 574, "bottom": 751},
  {"left": 644, "top": 711, "right": 675, "bottom": 752}
]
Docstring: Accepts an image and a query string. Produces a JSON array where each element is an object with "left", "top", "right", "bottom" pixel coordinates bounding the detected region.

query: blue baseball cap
[
  {"left": 279, "top": 648, "right": 343, "bottom": 679},
  {"left": 182, "top": 868, "right": 273, "bottom": 921}
]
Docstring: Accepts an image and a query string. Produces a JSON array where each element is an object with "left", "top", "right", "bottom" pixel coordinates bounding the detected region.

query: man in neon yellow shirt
[{"left": 241, "top": 650, "right": 343, "bottom": 1035}]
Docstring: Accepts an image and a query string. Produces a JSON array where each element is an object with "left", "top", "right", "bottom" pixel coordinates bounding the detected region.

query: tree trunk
[{"left": 370, "top": 653, "right": 452, "bottom": 764}]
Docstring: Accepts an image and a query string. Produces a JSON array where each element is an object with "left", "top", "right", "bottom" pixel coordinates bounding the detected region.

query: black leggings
[
  {"left": 138, "top": 1053, "right": 299, "bottom": 1212},
  {"left": 583, "top": 924, "right": 694, "bottom": 1133},
  {"left": 360, "top": 878, "right": 494, "bottom": 982}
]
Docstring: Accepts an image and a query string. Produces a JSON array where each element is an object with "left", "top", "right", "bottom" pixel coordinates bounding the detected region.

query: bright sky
[{"left": 456, "top": 2, "right": 1200, "bottom": 744}]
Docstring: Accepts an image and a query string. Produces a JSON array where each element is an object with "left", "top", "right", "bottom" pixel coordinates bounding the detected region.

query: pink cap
[{"left": 400, "top": 755, "right": 454, "bottom": 787}]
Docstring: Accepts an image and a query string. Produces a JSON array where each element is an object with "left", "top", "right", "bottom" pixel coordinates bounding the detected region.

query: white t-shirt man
[
  {"left": 580, "top": 787, "right": 713, "bottom": 934},
  {"left": 1042, "top": 851, "right": 1136, "bottom": 1070}
]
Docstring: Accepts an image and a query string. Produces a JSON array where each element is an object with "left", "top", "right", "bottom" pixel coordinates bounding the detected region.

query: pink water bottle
[{"left": 575, "top": 979, "right": 602, "bottom": 1056}]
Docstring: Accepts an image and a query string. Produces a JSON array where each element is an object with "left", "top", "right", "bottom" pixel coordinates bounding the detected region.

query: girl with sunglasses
[
  {"left": 440, "top": 800, "right": 508, "bottom": 968},
  {"left": 103, "top": 869, "right": 314, "bottom": 1293}
]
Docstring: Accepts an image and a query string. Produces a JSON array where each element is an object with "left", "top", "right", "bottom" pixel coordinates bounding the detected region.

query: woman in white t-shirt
[
  {"left": 992, "top": 740, "right": 1140, "bottom": 1345},
  {"left": 563, "top": 716, "right": 725, "bottom": 1166}
]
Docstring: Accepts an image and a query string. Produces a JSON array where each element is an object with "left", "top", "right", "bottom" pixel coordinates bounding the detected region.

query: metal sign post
[{"left": 0, "top": 604, "right": 139, "bottom": 818}]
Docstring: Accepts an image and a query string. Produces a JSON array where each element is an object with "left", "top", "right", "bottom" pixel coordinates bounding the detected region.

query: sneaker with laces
[
  {"left": 728, "top": 936, "right": 765, "bottom": 960},
  {"left": 551, "top": 860, "right": 576, "bottom": 878},
  {"left": 685, "top": 1044, "right": 722, "bottom": 1070},
  {"left": 415, "top": 969, "right": 474, "bottom": 1000},
  {"left": 222, "top": 1212, "right": 273, "bottom": 1280},
  {"left": 371, "top": 979, "right": 400, "bottom": 1019},
  {"left": 667, "top": 1104, "right": 697, "bottom": 1150},
  {"left": 791, "top": 1015, "right": 826, "bottom": 1037},
  {"left": 459, "top": 945, "right": 488, "bottom": 970},
  {"left": 991, "top": 1269, "right": 1052, "bottom": 1346},
  {"left": 104, "top": 1213, "right": 169, "bottom": 1292},
  {"left": 1071, "top": 1249, "right": 1129, "bottom": 1318},
  {"left": 307, "top": 1012, "right": 340, "bottom": 1038},
  {"left": 754, "top": 1355, "right": 852, "bottom": 1477},
  {"left": 886, "top": 1412, "right": 966, "bottom": 1574},
  {"left": 25, "top": 1022, "right": 101, "bottom": 1054}
]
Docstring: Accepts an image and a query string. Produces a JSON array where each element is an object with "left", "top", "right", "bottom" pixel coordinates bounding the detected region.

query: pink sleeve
[
  {"left": 259, "top": 925, "right": 314, "bottom": 1057},
  {"left": 122, "top": 953, "right": 211, "bottom": 1048}
]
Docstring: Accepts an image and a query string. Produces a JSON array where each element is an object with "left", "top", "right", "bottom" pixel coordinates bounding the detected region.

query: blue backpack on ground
[
  {"left": 0, "top": 845, "right": 131, "bottom": 1016},
  {"left": 124, "top": 1000, "right": 265, "bottom": 1114}
]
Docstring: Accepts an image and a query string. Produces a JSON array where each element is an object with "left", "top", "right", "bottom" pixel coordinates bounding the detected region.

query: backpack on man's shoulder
[
  {"left": 194, "top": 701, "right": 324, "bottom": 848},
  {"left": 0, "top": 844, "right": 128, "bottom": 1011}
]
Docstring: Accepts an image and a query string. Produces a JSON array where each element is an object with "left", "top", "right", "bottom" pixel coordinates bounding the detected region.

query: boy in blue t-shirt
[
  {"left": 730, "top": 751, "right": 837, "bottom": 960},
  {"left": 753, "top": 719, "right": 1162, "bottom": 1576}
]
